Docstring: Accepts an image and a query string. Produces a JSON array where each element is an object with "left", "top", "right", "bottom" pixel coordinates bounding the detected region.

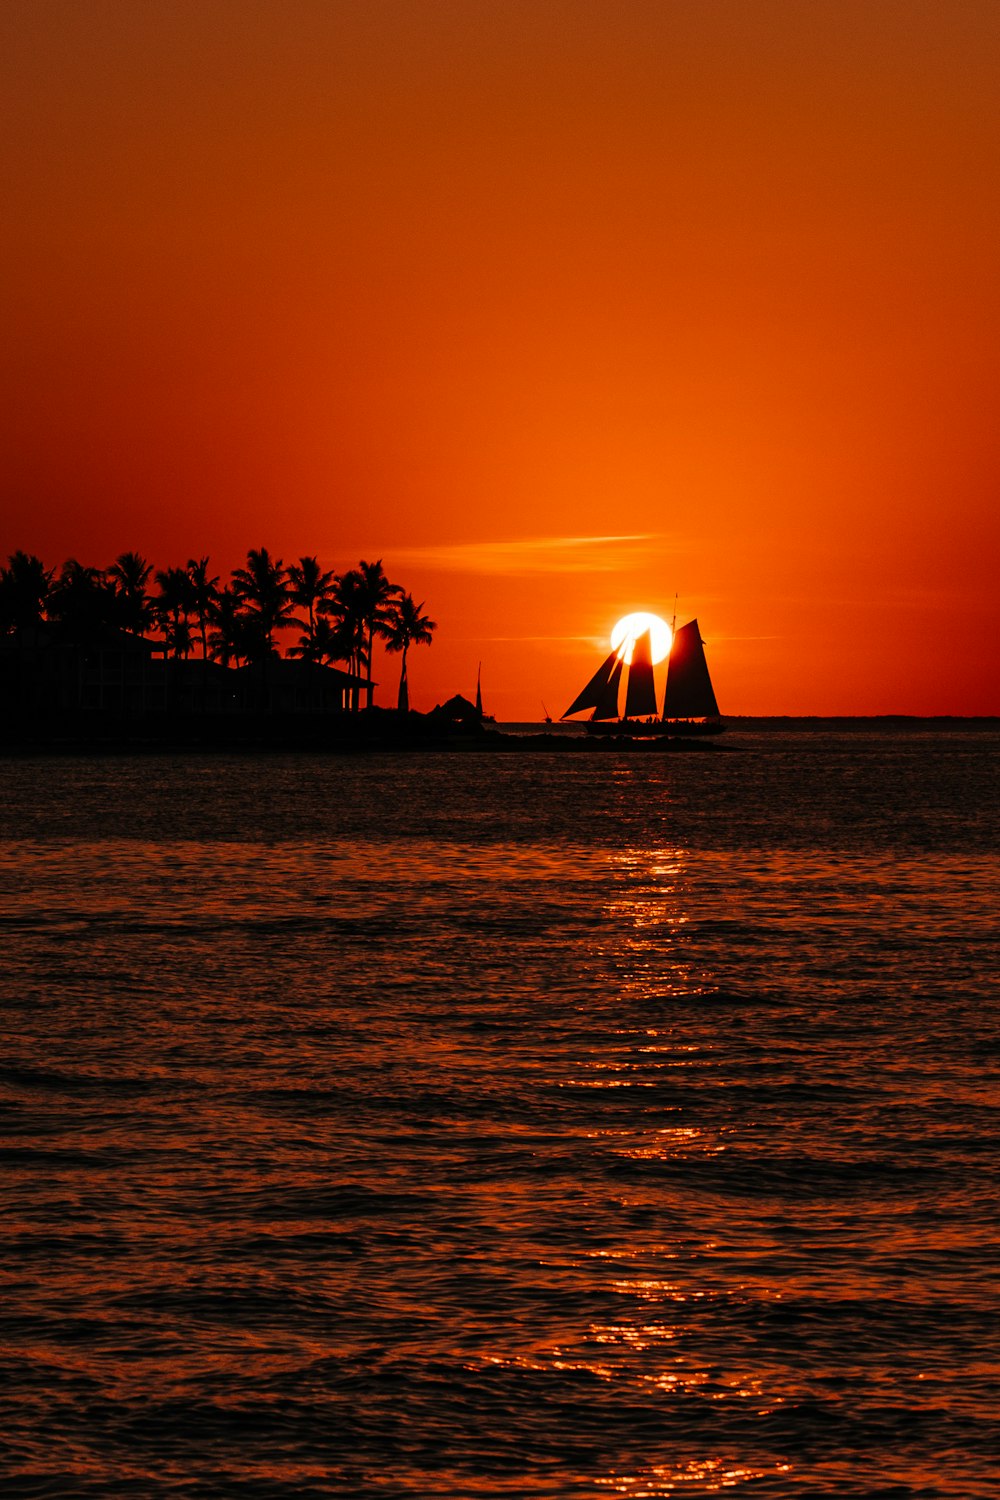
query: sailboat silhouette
[{"left": 562, "top": 619, "right": 724, "bottom": 736}]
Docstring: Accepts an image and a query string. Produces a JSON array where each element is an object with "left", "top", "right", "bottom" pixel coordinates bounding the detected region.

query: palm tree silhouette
[
  {"left": 186, "top": 557, "right": 220, "bottom": 661},
  {"left": 48, "top": 560, "right": 116, "bottom": 640},
  {"left": 106, "top": 552, "right": 154, "bottom": 636},
  {"left": 326, "top": 569, "right": 367, "bottom": 709},
  {"left": 287, "top": 555, "right": 336, "bottom": 663},
  {"left": 9, "top": 546, "right": 436, "bottom": 724},
  {"left": 155, "top": 567, "right": 195, "bottom": 658},
  {"left": 0, "top": 551, "right": 53, "bottom": 632},
  {"left": 384, "top": 594, "right": 436, "bottom": 711},
  {"left": 314, "top": 613, "right": 358, "bottom": 668},
  {"left": 231, "top": 548, "right": 294, "bottom": 660},
  {"left": 349, "top": 558, "right": 402, "bottom": 709},
  {"left": 208, "top": 585, "right": 249, "bottom": 668}
]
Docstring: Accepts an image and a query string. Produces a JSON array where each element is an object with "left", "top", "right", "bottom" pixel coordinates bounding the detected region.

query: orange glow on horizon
[{"left": 2, "top": 2, "right": 998, "bottom": 716}]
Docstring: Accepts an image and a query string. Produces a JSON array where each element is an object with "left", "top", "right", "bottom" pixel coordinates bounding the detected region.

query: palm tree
[
  {"left": 313, "top": 612, "right": 359, "bottom": 668},
  {"left": 231, "top": 548, "right": 294, "bottom": 660},
  {"left": 47, "top": 559, "right": 116, "bottom": 641},
  {"left": 208, "top": 585, "right": 250, "bottom": 668},
  {"left": 287, "top": 555, "right": 336, "bottom": 663},
  {"left": 186, "top": 557, "right": 220, "bottom": 661},
  {"left": 324, "top": 569, "right": 367, "bottom": 707},
  {"left": 155, "top": 566, "right": 195, "bottom": 658},
  {"left": 348, "top": 558, "right": 402, "bottom": 709},
  {"left": 288, "top": 610, "right": 340, "bottom": 666},
  {"left": 0, "top": 551, "right": 52, "bottom": 633},
  {"left": 384, "top": 594, "right": 436, "bottom": 711},
  {"left": 106, "top": 552, "right": 153, "bottom": 636}
]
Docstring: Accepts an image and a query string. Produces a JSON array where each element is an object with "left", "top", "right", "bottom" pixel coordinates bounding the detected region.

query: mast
[{"left": 475, "top": 662, "right": 483, "bottom": 718}]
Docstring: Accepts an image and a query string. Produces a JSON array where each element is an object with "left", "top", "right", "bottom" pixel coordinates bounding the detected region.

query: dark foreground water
[{"left": 2, "top": 728, "right": 998, "bottom": 1497}]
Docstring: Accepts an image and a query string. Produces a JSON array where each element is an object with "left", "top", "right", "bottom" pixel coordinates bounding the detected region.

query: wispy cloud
[
  {"left": 384, "top": 533, "right": 666, "bottom": 576},
  {"left": 453, "top": 634, "right": 601, "bottom": 644}
]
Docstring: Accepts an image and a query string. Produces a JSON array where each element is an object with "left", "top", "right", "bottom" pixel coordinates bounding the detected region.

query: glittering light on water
[{"left": 595, "top": 1458, "right": 794, "bottom": 1495}]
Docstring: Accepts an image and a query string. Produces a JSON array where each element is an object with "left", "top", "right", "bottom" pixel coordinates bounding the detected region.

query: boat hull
[{"left": 584, "top": 718, "right": 725, "bottom": 738}]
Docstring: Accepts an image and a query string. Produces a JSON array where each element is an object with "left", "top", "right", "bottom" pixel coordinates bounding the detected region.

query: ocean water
[{"left": 1, "top": 728, "right": 998, "bottom": 1498}]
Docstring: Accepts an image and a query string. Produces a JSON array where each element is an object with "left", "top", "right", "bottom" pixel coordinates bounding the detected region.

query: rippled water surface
[{"left": 2, "top": 730, "right": 998, "bottom": 1497}]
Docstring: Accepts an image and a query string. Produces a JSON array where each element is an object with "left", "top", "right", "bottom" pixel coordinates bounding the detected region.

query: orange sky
[{"left": 3, "top": 0, "right": 998, "bottom": 716}]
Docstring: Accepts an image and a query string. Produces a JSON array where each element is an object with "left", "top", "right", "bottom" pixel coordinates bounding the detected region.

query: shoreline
[{"left": 1, "top": 711, "right": 997, "bottom": 757}]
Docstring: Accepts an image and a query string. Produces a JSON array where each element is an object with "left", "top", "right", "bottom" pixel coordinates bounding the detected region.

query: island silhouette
[{"left": 0, "top": 548, "right": 460, "bottom": 746}]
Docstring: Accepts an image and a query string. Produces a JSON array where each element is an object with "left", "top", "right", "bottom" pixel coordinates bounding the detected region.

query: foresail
[
  {"left": 592, "top": 657, "right": 624, "bottom": 719},
  {"left": 561, "top": 648, "right": 620, "bottom": 719},
  {"left": 623, "top": 629, "right": 657, "bottom": 719},
  {"left": 662, "top": 619, "right": 720, "bottom": 719}
]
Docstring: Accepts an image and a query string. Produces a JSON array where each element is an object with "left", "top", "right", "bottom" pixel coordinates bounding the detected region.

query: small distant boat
[
  {"left": 541, "top": 702, "right": 553, "bottom": 724},
  {"left": 474, "top": 663, "right": 496, "bottom": 724},
  {"left": 561, "top": 617, "right": 724, "bottom": 737}
]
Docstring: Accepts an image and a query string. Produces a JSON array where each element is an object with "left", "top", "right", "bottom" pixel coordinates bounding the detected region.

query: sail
[
  {"left": 475, "top": 664, "right": 483, "bottom": 718},
  {"left": 623, "top": 628, "right": 657, "bottom": 719},
  {"left": 561, "top": 648, "right": 620, "bottom": 718},
  {"left": 662, "top": 619, "right": 720, "bottom": 719},
  {"left": 592, "top": 657, "right": 624, "bottom": 719}
]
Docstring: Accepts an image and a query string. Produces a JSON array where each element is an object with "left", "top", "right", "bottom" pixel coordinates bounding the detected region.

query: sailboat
[
  {"left": 474, "top": 663, "right": 496, "bottom": 724},
  {"left": 561, "top": 617, "right": 724, "bottom": 736}
]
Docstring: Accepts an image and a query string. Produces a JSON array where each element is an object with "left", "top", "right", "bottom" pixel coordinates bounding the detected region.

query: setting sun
[{"left": 611, "top": 612, "right": 672, "bottom": 665}]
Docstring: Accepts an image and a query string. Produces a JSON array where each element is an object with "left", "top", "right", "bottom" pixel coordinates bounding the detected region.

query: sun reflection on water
[
  {"left": 599, "top": 846, "right": 716, "bottom": 1001},
  {"left": 582, "top": 1122, "right": 731, "bottom": 1162},
  {"left": 548, "top": 844, "right": 796, "bottom": 1496},
  {"left": 595, "top": 1458, "right": 793, "bottom": 1495}
]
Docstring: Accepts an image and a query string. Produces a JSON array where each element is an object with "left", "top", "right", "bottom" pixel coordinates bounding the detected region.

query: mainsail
[
  {"left": 662, "top": 619, "right": 720, "bottom": 720},
  {"left": 561, "top": 648, "right": 621, "bottom": 719},
  {"left": 623, "top": 628, "right": 657, "bottom": 719}
]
